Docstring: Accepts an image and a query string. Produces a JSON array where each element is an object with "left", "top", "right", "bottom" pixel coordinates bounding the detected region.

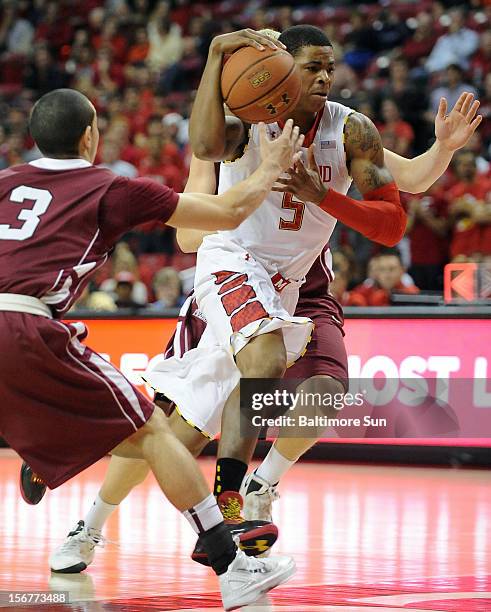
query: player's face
[{"left": 293, "top": 46, "right": 335, "bottom": 114}]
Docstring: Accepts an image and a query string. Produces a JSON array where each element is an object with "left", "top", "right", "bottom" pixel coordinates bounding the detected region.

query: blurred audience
[{"left": 0, "top": 0, "right": 490, "bottom": 308}]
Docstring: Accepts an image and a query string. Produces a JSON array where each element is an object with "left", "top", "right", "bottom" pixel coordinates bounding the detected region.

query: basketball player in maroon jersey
[
  {"left": 0, "top": 86, "right": 306, "bottom": 609},
  {"left": 23, "top": 29, "right": 481, "bottom": 571}
]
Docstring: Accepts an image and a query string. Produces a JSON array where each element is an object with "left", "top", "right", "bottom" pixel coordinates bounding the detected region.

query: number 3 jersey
[
  {"left": 218, "top": 100, "right": 354, "bottom": 281},
  {"left": 0, "top": 158, "right": 178, "bottom": 316}
]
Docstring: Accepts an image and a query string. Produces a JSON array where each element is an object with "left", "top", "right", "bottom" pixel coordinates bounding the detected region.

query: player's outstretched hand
[
  {"left": 211, "top": 29, "right": 286, "bottom": 55},
  {"left": 435, "top": 92, "right": 482, "bottom": 152},
  {"left": 258, "top": 119, "right": 305, "bottom": 172},
  {"left": 272, "top": 144, "right": 328, "bottom": 205}
]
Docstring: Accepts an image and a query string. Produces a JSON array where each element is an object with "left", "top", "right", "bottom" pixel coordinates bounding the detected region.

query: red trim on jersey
[
  {"left": 278, "top": 106, "right": 325, "bottom": 148},
  {"left": 318, "top": 182, "right": 406, "bottom": 247}
]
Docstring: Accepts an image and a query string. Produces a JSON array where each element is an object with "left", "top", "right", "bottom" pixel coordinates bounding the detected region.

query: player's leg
[
  {"left": 112, "top": 408, "right": 295, "bottom": 609},
  {"left": 214, "top": 329, "right": 287, "bottom": 497},
  {"left": 241, "top": 317, "right": 349, "bottom": 521},
  {"left": 49, "top": 407, "right": 210, "bottom": 572}
]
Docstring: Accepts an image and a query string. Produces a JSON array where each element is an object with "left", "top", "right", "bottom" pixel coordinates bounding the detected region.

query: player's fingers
[
  {"left": 294, "top": 133, "right": 305, "bottom": 151},
  {"left": 271, "top": 185, "right": 290, "bottom": 193},
  {"left": 437, "top": 97, "right": 447, "bottom": 120},
  {"left": 280, "top": 118, "right": 294, "bottom": 139},
  {"left": 257, "top": 122, "right": 268, "bottom": 145},
  {"left": 460, "top": 92, "right": 474, "bottom": 116},
  {"left": 453, "top": 91, "right": 467, "bottom": 113},
  {"left": 246, "top": 29, "right": 285, "bottom": 50},
  {"left": 292, "top": 151, "right": 303, "bottom": 164},
  {"left": 274, "top": 177, "right": 293, "bottom": 185},
  {"left": 470, "top": 115, "right": 483, "bottom": 131},
  {"left": 466, "top": 99, "right": 480, "bottom": 122}
]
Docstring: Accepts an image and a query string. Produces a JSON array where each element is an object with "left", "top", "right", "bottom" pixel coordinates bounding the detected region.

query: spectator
[
  {"left": 147, "top": 16, "right": 183, "bottom": 71},
  {"left": 149, "top": 267, "right": 184, "bottom": 310},
  {"left": 429, "top": 64, "right": 477, "bottom": 117},
  {"left": 127, "top": 26, "right": 150, "bottom": 64},
  {"left": 34, "top": 1, "right": 72, "bottom": 54},
  {"left": 425, "top": 7, "right": 479, "bottom": 73},
  {"left": 0, "top": 133, "right": 28, "bottom": 169},
  {"left": 348, "top": 249, "right": 419, "bottom": 306},
  {"left": 0, "top": 0, "right": 34, "bottom": 55},
  {"left": 100, "top": 243, "right": 148, "bottom": 305},
  {"left": 405, "top": 184, "right": 449, "bottom": 290},
  {"left": 374, "top": 57, "right": 429, "bottom": 153},
  {"left": 343, "top": 11, "right": 376, "bottom": 73},
  {"left": 113, "top": 272, "right": 145, "bottom": 310},
  {"left": 379, "top": 98, "right": 415, "bottom": 157},
  {"left": 99, "top": 139, "right": 138, "bottom": 178},
  {"left": 402, "top": 12, "right": 438, "bottom": 68},
  {"left": 447, "top": 151, "right": 491, "bottom": 260},
  {"left": 23, "top": 46, "right": 67, "bottom": 97},
  {"left": 470, "top": 30, "right": 491, "bottom": 87},
  {"left": 138, "top": 136, "right": 183, "bottom": 190},
  {"left": 70, "top": 286, "right": 117, "bottom": 313}
]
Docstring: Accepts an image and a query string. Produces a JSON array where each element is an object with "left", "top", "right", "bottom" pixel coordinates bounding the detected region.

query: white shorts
[{"left": 144, "top": 235, "right": 313, "bottom": 438}]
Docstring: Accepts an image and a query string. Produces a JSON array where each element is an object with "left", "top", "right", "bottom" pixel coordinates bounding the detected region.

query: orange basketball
[{"left": 221, "top": 46, "right": 302, "bottom": 124}]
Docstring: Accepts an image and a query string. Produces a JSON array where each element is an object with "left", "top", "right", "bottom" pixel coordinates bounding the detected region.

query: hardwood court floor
[{"left": 0, "top": 449, "right": 490, "bottom": 611}]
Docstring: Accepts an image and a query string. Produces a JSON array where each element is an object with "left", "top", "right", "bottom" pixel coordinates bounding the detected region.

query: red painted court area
[{"left": 0, "top": 450, "right": 490, "bottom": 611}]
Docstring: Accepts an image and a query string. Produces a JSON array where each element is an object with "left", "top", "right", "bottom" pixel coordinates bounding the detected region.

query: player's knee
[
  {"left": 238, "top": 333, "right": 287, "bottom": 378},
  {"left": 140, "top": 406, "right": 172, "bottom": 437}
]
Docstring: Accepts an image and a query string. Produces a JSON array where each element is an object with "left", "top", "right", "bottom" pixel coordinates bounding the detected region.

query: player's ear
[{"left": 79, "top": 125, "right": 92, "bottom": 156}]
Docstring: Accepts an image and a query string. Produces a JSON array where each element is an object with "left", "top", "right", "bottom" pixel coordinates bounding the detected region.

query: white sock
[
  {"left": 255, "top": 445, "right": 295, "bottom": 486},
  {"left": 183, "top": 493, "right": 224, "bottom": 535},
  {"left": 84, "top": 494, "right": 118, "bottom": 532}
]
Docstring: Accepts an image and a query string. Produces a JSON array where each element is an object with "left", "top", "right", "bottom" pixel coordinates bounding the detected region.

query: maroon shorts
[
  {"left": 0, "top": 313, "right": 154, "bottom": 489},
  {"left": 285, "top": 313, "right": 348, "bottom": 389}
]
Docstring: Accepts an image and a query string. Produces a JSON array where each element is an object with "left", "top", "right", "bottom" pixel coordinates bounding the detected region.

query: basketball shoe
[
  {"left": 20, "top": 461, "right": 47, "bottom": 505},
  {"left": 191, "top": 491, "right": 278, "bottom": 565},
  {"left": 50, "top": 520, "right": 104, "bottom": 573},
  {"left": 219, "top": 546, "right": 295, "bottom": 611},
  {"left": 240, "top": 471, "right": 280, "bottom": 522}
]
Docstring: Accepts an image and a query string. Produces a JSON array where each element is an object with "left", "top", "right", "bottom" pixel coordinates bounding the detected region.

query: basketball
[{"left": 221, "top": 46, "right": 302, "bottom": 124}]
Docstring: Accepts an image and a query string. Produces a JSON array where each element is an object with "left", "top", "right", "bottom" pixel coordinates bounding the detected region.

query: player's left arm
[
  {"left": 273, "top": 112, "right": 405, "bottom": 246},
  {"left": 383, "top": 92, "right": 482, "bottom": 194},
  {"left": 176, "top": 155, "right": 217, "bottom": 253}
]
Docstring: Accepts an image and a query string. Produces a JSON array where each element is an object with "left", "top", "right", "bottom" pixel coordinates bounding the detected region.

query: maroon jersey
[{"left": 0, "top": 158, "right": 178, "bottom": 316}]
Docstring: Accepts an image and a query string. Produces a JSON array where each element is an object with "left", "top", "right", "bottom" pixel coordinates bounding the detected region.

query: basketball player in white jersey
[{"left": 143, "top": 24, "right": 408, "bottom": 519}]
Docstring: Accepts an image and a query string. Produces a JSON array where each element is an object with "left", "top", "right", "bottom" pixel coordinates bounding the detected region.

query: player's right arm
[
  {"left": 176, "top": 156, "right": 217, "bottom": 253},
  {"left": 168, "top": 120, "right": 303, "bottom": 230},
  {"left": 189, "top": 30, "right": 285, "bottom": 161}
]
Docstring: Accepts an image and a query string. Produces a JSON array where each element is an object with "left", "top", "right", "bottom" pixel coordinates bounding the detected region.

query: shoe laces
[
  {"left": 220, "top": 496, "right": 243, "bottom": 521},
  {"left": 60, "top": 524, "right": 105, "bottom": 553}
]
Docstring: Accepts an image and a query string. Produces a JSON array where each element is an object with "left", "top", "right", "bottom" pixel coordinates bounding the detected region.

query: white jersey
[{"left": 218, "top": 101, "right": 354, "bottom": 281}]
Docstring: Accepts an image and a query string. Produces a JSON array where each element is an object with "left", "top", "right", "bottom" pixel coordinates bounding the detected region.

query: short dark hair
[
  {"left": 29, "top": 89, "right": 95, "bottom": 157},
  {"left": 279, "top": 25, "right": 332, "bottom": 57},
  {"left": 378, "top": 247, "right": 402, "bottom": 262}
]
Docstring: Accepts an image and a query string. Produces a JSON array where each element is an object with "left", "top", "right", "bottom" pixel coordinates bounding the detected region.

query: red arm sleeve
[
  {"left": 99, "top": 176, "right": 179, "bottom": 246},
  {"left": 318, "top": 182, "right": 406, "bottom": 247}
]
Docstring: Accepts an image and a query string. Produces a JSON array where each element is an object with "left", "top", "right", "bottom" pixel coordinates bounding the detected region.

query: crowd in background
[{"left": 0, "top": 0, "right": 490, "bottom": 311}]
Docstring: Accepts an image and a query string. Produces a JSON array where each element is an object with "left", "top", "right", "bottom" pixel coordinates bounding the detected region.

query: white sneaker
[
  {"left": 219, "top": 547, "right": 295, "bottom": 611},
  {"left": 50, "top": 520, "right": 104, "bottom": 573},
  {"left": 240, "top": 471, "right": 280, "bottom": 522}
]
